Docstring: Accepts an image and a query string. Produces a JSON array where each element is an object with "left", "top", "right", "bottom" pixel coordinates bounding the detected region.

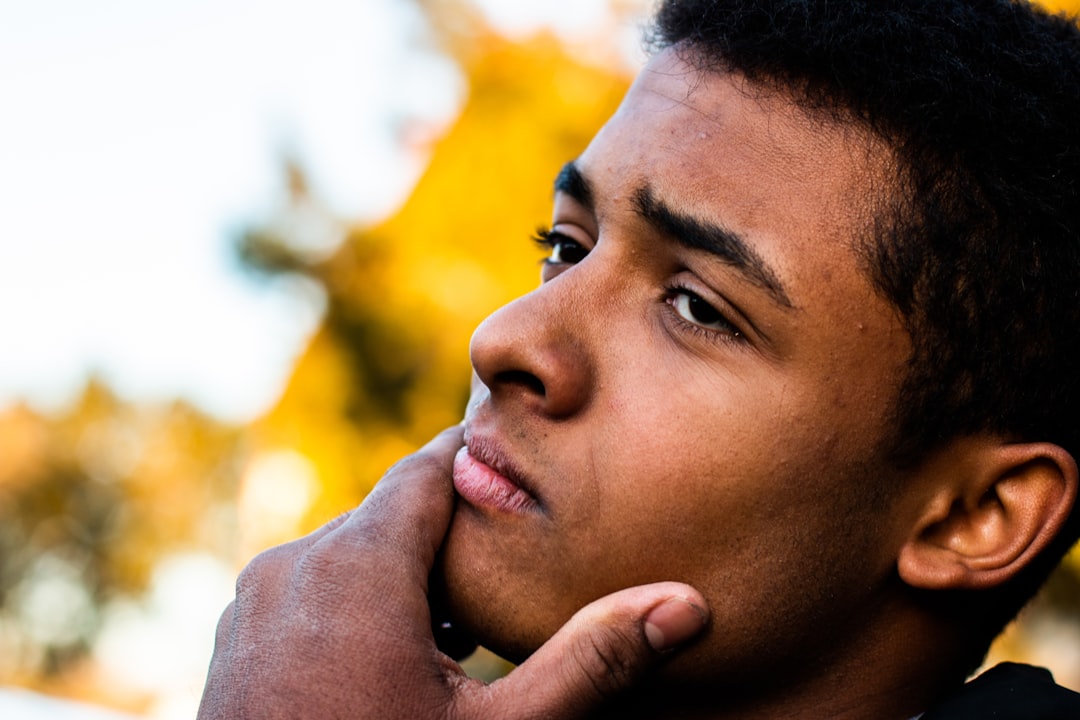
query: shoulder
[{"left": 921, "top": 662, "right": 1080, "bottom": 719}]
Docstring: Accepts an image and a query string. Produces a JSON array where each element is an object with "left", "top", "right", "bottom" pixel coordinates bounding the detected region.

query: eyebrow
[
  {"left": 554, "top": 161, "right": 595, "bottom": 211},
  {"left": 554, "top": 161, "right": 793, "bottom": 308},
  {"left": 632, "top": 186, "right": 792, "bottom": 308}
]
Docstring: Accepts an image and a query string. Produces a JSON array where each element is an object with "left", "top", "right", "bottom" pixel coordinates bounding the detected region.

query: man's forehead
[
  {"left": 557, "top": 56, "right": 901, "bottom": 322},
  {"left": 631, "top": 49, "right": 892, "bottom": 180}
]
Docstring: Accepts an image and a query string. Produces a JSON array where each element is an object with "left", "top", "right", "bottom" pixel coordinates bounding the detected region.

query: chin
[{"left": 433, "top": 522, "right": 564, "bottom": 664}]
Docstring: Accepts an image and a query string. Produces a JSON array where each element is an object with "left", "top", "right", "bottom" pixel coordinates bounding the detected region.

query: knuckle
[
  {"left": 234, "top": 548, "right": 275, "bottom": 598},
  {"left": 322, "top": 509, "right": 353, "bottom": 532},
  {"left": 213, "top": 601, "right": 236, "bottom": 647},
  {"left": 567, "top": 625, "right": 644, "bottom": 700},
  {"left": 235, "top": 544, "right": 289, "bottom": 587},
  {"left": 292, "top": 543, "right": 376, "bottom": 624},
  {"left": 293, "top": 544, "right": 347, "bottom": 596},
  {"left": 294, "top": 542, "right": 334, "bottom": 576},
  {"left": 234, "top": 543, "right": 298, "bottom": 605}
]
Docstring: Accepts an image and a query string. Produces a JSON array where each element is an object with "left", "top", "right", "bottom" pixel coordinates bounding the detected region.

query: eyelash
[
  {"left": 531, "top": 226, "right": 556, "bottom": 252},
  {"left": 532, "top": 226, "right": 589, "bottom": 265},
  {"left": 664, "top": 283, "right": 744, "bottom": 344},
  {"left": 530, "top": 227, "right": 744, "bottom": 345}
]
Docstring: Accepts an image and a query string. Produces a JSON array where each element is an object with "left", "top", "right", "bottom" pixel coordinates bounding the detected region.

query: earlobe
[{"left": 897, "top": 441, "right": 1078, "bottom": 591}]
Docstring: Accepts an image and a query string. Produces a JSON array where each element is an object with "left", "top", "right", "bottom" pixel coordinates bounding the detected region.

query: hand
[{"left": 197, "top": 426, "right": 709, "bottom": 720}]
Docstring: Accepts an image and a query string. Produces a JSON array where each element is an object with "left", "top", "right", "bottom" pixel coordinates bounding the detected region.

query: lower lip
[{"left": 452, "top": 447, "right": 537, "bottom": 514}]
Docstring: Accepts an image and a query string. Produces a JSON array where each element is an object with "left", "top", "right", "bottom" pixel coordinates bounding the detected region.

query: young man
[{"left": 198, "top": 1, "right": 1080, "bottom": 718}]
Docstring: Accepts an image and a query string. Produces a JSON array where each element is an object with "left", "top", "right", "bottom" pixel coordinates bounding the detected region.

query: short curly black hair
[{"left": 650, "top": 0, "right": 1080, "bottom": 668}]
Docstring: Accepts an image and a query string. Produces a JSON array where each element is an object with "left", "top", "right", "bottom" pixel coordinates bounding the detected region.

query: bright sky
[
  {"left": 0, "top": 2, "right": 635, "bottom": 716},
  {"left": 0, "top": 0, "right": 628, "bottom": 423},
  {"left": 0, "top": 0, "right": 444, "bottom": 420}
]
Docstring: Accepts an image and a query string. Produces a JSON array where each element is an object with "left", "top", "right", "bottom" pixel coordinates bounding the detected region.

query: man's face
[{"left": 440, "top": 48, "right": 914, "bottom": 684}]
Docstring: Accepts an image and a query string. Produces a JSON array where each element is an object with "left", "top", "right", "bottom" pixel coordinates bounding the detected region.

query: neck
[{"left": 599, "top": 602, "right": 971, "bottom": 720}]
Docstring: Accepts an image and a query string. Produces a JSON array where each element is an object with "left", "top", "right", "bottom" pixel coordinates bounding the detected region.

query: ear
[{"left": 897, "top": 440, "right": 1078, "bottom": 591}]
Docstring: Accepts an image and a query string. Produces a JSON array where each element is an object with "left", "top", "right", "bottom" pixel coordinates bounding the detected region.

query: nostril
[{"left": 494, "top": 369, "right": 546, "bottom": 397}]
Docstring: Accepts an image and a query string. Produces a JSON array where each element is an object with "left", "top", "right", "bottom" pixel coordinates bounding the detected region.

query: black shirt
[{"left": 922, "top": 663, "right": 1080, "bottom": 719}]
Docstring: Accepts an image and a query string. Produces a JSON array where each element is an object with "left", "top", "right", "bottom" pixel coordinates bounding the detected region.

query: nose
[{"left": 469, "top": 276, "right": 596, "bottom": 419}]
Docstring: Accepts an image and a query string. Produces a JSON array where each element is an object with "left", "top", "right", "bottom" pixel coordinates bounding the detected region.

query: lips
[{"left": 452, "top": 438, "right": 540, "bottom": 515}]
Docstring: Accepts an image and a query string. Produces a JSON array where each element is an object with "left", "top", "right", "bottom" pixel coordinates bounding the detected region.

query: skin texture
[
  {"left": 199, "top": 46, "right": 1079, "bottom": 720},
  {"left": 438, "top": 49, "right": 924, "bottom": 715},
  {"left": 197, "top": 426, "right": 710, "bottom": 720}
]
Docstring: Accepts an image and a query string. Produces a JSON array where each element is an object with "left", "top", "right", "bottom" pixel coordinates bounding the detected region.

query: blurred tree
[
  {"left": 3, "top": 0, "right": 1080, "bottom": 710},
  {"left": 0, "top": 381, "right": 241, "bottom": 695},
  {"left": 1041, "top": 0, "right": 1080, "bottom": 12},
  {"left": 239, "top": 15, "right": 634, "bottom": 533},
  {"left": 235, "top": 0, "right": 1080, "bottom": 688},
  {"left": 1, "top": 0, "right": 639, "bottom": 704}
]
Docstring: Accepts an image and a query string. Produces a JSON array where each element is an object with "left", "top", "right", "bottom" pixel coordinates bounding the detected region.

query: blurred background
[{"left": 1, "top": 0, "right": 1078, "bottom": 717}]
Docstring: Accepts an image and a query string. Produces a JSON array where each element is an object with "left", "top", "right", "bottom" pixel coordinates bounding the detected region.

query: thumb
[{"left": 474, "top": 583, "right": 709, "bottom": 720}]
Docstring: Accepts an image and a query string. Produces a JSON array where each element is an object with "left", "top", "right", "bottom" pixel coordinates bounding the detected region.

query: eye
[
  {"left": 533, "top": 227, "right": 589, "bottom": 265},
  {"left": 668, "top": 289, "right": 741, "bottom": 337}
]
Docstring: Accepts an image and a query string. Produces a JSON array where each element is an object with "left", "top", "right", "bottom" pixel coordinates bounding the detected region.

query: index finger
[{"left": 328, "top": 425, "right": 465, "bottom": 586}]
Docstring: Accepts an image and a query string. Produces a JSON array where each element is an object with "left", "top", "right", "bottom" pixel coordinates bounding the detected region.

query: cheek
[
  {"left": 568, "top": 419, "right": 782, "bottom": 592},
  {"left": 438, "top": 357, "right": 902, "bottom": 666},
  {"left": 588, "top": 454, "right": 896, "bottom": 684},
  {"left": 583, "top": 390, "right": 889, "bottom": 590}
]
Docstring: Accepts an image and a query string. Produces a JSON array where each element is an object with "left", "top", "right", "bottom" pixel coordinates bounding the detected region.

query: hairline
[{"left": 653, "top": 38, "right": 934, "bottom": 466}]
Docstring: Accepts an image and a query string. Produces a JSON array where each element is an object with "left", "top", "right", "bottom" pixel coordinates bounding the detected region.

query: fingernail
[{"left": 644, "top": 598, "right": 708, "bottom": 652}]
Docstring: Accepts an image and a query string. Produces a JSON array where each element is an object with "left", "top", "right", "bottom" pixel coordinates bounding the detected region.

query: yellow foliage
[
  {"left": 4, "top": 0, "right": 1077, "bottom": 706},
  {"left": 1066, "top": 542, "right": 1080, "bottom": 574},
  {"left": 254, "top": 30, "right": 631, "bottom": 539},
  {"left": 0, "top": 380, "right": 243, "bottom": 692},
  {"left": 1035, "top": 0, "right": 1080, "bottom": 13},
  {"left": 259, "top": 3, "right": 1080, "bottom": 543},
  {"left": 0, "top": 405, "right": 48, "bottom": 489}
]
